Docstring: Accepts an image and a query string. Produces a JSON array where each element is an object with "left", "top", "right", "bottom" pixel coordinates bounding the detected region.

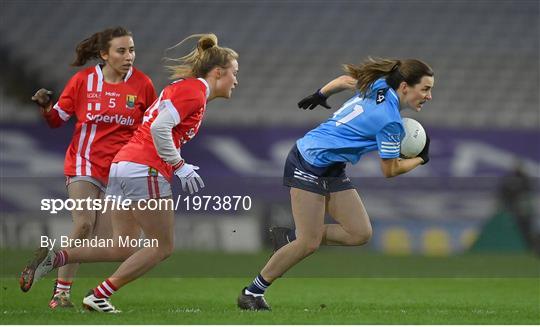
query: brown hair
[
  {"left": 164, "top": 33, "right": 238, "bottom": 79},
  {"left": 71, "top": 26, "right": 132, "bottom": 66},
  {"left": 343, "top": 57, "right": 433, "bottom": 96}
]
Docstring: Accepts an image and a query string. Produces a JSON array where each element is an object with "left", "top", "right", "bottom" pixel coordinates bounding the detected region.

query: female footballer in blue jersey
[{"left": 238, "top": 57, "right": 434, "bottom": 310}]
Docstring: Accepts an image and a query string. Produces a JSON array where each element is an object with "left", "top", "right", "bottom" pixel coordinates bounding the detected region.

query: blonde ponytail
[{"left": 164, "top": 33, "right": 238, "bottom": 79}]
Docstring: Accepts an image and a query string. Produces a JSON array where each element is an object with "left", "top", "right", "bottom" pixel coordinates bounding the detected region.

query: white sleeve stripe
[
  {"left": 87, "top": 73, "right": 94, "bottom": 92},
  {"left": 53, "top": 104, "right": 71, "bottom": 121},
  {"left": 161, "top": 100, "right": 181, "bottom": 126},
  {"left": 381, "top": 141, "right": 400, "bottom": 145},
  {"left": 95, "top": 64, "right": 103, "bottom": 92},
  {"left": 380, "top": 145, "right": 400, "bottom": 149},
  {"left": 380, "top": 149, "right": 400, "bottom": 153}
]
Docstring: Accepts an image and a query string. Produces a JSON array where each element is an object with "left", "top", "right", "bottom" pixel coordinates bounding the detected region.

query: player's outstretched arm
[
  {"left": 32, "top": 88, "right": 65, "bottom": 128},
  {"left": 298, "top": 75, "right": 357, "bottom": 110},
  {"left": 319, "top": 75, "right": 357, "bottom": 97}
]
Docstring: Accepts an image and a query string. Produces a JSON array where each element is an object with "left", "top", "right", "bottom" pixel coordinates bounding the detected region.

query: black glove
[
  {"left": 31, "top": 88, "right": 53, "bottom": 107},
  {"left": 418, "top": 135, "right": 430, "bottom": 165},
  {"left": 297, "top": 89, "right": 331, "bottom": 110}
]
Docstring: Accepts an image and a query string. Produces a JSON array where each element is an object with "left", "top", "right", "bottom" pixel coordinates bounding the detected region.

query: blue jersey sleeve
[{"left": 376, "top": 122, "right": 404, "bottom": 159}]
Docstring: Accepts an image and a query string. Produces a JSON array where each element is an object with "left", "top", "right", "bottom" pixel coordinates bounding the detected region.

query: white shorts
[
  {"left": 66, "top": 175, "right": 106, "bottom": 193},
  {"left": 106, "top": 162, "right": 172, "bottom": 200}
]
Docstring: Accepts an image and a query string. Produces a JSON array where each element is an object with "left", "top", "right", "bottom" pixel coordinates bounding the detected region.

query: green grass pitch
[{"left": 1, "top": 249, "right": 539, "bottom": 324}]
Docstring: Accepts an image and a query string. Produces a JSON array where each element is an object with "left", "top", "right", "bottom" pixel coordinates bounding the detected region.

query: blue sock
[{"left": 246, "top": 274, "right": 271, "bottom": 295}]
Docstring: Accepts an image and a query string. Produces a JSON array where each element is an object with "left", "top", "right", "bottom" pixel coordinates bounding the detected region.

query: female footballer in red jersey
[
  {"left": 21, "top": 33, "right": 238, "bottom": 313},
  {"left": 27, "top": 26, "right": 156, "bottom": 309}
]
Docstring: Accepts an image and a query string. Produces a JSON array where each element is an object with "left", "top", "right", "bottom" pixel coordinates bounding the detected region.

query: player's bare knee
[
  {"left": 305, "top": 243, "right": 320, "bottom": 255},
  {"left": 160, "top": 249, "right": 173, "bottom": 261},
  {"left": 297, "top": 238, "right": 321, "bottom": 255},
  {"left": 72, "top": 220, "right": 94, "bottom": 239},
  {"left": 156, "top": 243, "right": 174, "bottom": 261},
  {"left": 349, "top": 228, "right": 372, "bottom": 246}
]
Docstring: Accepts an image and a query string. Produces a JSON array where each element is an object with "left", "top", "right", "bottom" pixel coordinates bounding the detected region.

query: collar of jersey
[
  {"left": 370, "top": 78, "right": 399, "bottom": 108},
  {"left": 387, "top": 87, "right": 399, "bottom": 103},
  {"left": 95, "top": 64, "right": 133, "bottom": 83},
  {"left": 197, "top": 78, "right": 210, "bottom": 99}
]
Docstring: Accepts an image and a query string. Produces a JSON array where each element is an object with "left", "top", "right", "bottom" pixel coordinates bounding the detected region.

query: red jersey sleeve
[
  {"left": 41, "top": 106, "right": 63, "bottom": 128},
  {"left": 175, "top": 97, "right": 205, "bottom": 122},
  {"left": 164, "top": 85, "right": 205, "bottom": 125},
  {"left": 43, "top": 73, "right": 80, "bottom": 128}
]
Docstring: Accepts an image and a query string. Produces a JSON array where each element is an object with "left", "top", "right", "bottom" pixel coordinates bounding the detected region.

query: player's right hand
[
  {"left": 174, "top": 161, "right": 205, "bottom": 194},
  {"left": 297, "top": 89, "right": 331, "bottom": 110},
  {"left": 31, "top": 88, "right": 53, "bottom": 108},
  {"left": 418, "top": 135, "right": 430, "bottom": 165}
]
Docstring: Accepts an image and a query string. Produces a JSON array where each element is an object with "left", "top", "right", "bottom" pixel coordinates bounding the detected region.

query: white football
[{"left": 400, "top": 118, "right": 426, "bottom": 158}]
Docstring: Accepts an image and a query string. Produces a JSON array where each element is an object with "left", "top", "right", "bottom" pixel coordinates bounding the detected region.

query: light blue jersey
[{"left": 297, "top": 79, "right": 405, "bottom": 167}]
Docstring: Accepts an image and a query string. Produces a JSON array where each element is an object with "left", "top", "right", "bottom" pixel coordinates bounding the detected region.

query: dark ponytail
[
  {"left": 343, "top": 57, "right": 433, "bottom": 96},
  {"left": 71, "top": 26, "right": 132, "bottom": 66}
]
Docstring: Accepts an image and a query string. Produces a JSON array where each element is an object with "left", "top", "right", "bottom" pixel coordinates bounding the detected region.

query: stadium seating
[{"left": 1, "top": 1, "right": 538, "bottom": 128}]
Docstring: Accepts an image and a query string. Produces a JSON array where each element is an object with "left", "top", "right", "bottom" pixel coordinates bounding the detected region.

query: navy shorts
[{"left": 283, "top": 145, "right": 355, "bottom": 196}]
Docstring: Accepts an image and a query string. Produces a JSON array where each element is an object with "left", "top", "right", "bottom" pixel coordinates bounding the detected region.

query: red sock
[
  {"left": 54, "top": 279, "right": 72, "bottom": 295},
  {"left": 93, "top": 279, "right": 118, "bottom": 299},
  {"left": 53, "top": 250, "right": 68, "bottom": 268}
]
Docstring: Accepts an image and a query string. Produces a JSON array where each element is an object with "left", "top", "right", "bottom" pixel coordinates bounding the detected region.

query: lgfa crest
[{"left": 126, "top": 95, "right": 137, "bottom": 109}]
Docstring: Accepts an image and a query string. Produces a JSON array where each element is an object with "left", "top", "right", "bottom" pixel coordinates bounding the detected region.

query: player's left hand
[
  {"left": 174, "top": 162, "right": 205, "bottom": 194},
  {"left": 418, "top": 135, "right": 430, "bottom": 165},
  {"left": 31, "top": 88, "right": 53, "bottom": 108},
  {"left": 298, "top": 89, "right": 331, "bottom": 110}
]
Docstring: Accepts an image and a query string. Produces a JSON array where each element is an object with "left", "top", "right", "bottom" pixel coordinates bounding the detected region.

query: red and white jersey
[
  {"left": 43, "top": 64, "right": 157, "bottom": 185},
  {"left": 113, "top": 78, "right": 209, "bottom": 180}
]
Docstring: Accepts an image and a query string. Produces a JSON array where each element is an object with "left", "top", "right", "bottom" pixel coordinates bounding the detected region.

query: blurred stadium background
[{"left": 1, "top": 0, "right": 539, "bottom": 262}]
